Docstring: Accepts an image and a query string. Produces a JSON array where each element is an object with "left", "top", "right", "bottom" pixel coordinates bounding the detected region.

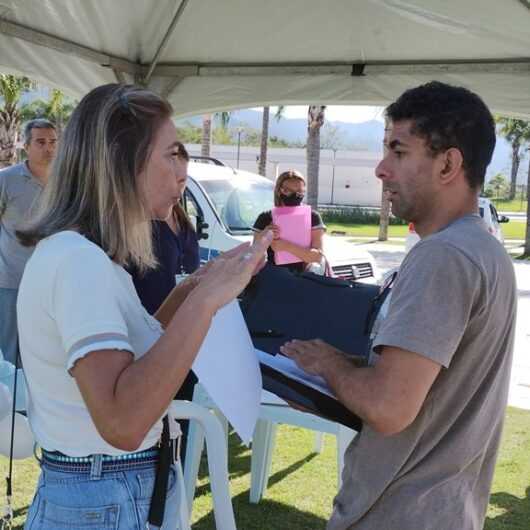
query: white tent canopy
[{"left": 0, "top": 0, "right": 529, "bottom": 118}]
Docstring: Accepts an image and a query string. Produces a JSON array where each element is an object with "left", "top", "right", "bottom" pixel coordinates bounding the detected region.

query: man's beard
[{"left": 389, "top": 193, "right": 414, "bottom": 222}]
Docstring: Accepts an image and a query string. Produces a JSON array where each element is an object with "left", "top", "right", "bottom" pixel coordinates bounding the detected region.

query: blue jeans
[
  {"left": 24, "top": 460, "right": 182, "bottom": 529},
  {"left": 0, "top": 287, "right": 18, "bottom": 364}
]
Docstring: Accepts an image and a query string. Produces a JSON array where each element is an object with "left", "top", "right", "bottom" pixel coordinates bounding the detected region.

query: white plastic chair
[
  {"left": 249, "top": 395, "right": 357, "bottom": 503},
  {"left": 184, "top": 385, "right": 356, "bottom": 505},
  {"left": 170, "top": 400, "right": 237, "bottom": 530}
]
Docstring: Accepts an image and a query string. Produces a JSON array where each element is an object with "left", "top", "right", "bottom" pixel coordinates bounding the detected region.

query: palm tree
[
  {"left": 306, "top": 105, "right": 326, "bottom": 209},
  {"left": 201, "top": 114, "right": 212, "bottom": 157},
  {"left": 20, "top": 88, "right": 75, "bottom": 137},
  {"left": 46, "top": 89, "right": 73, "bottom": 136},
  {"left": 0, "top": 74, "right": 34, "bottom": 168},
  {"left": 378, "top": 190, "right": 391, "bottom": 241},
  {"left": 201, "top": 111, "right": 231, "bottom": 158},
  {"left": 258, "top": 105, "right": 284, "bottom": 177},
  {"left": 523, "top": 142, "right": 530, "bottom": 256},
  {"left": 496, "top": 117, "right": 530, "bottom": 200}
]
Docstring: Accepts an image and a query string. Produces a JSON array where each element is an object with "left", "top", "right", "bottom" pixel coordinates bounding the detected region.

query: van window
[
  {"left": 183, "top": 189, "right": 202, "bottom": 232},
  {"left": 490, "top": 204, "right": 500, "bottom": 227},
  {"left": 199, "top": 178, "right": 274, "bottom": 233}
]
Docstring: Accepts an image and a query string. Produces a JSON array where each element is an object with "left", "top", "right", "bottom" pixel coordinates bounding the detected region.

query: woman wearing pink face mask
[{"left": 253, "top": 169, "right": 325, "bottom": 273}]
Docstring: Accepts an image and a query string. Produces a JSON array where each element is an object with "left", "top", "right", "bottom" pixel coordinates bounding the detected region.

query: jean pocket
[{"left": 41, "top": 499, "right": 120, "bottom": 529}]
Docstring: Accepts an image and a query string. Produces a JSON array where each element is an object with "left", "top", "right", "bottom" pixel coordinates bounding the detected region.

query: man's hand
[{"left": 280, "top": 338, "right": 347, "bottom": 377}]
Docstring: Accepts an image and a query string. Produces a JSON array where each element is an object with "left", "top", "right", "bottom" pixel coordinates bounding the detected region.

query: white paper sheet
[
  {"left": 192, "top": 300, "right": 262, "bottom": 445},
  {"left": 256, "top": 349, "right": 336, "bottom": 399}
]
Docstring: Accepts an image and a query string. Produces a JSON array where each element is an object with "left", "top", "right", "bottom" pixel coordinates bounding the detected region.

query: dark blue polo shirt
[{"left": 129, "top": 220, "right": 199, "bottom": 315}]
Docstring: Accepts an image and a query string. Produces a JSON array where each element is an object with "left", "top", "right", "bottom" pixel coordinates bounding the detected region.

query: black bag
[
  {"left": 240, "top": 264, "right": 392, "bottom": 359},
  {"left": 239, "top": 264, "right": 394, "bottom": 429}
]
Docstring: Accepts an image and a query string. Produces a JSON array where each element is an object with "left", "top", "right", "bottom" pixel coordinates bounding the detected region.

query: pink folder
[{"left": 272, "top": 205, "right": 312, "bottom": 265}]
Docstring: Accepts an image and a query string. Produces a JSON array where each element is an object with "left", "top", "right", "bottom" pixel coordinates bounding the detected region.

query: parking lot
[{"left": 352, "top": 239, "right": 530, "bottom": 410}]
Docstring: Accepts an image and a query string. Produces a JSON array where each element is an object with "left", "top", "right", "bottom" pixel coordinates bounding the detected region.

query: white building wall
[{"left": 185, "top": 144, "right": 383, "bottom": 207}]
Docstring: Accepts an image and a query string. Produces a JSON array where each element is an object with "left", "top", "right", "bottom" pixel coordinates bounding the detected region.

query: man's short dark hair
[
  {"left": 23, "top": 119, "right": 56, "bottom": 145},
  {"left": 385, "top": 81, "right": 495, "bottom": 189}
]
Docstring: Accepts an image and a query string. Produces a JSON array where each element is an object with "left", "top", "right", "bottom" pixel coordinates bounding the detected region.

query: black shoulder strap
[{"left": 148, "top": 415, "right": 171, "bottom": 527}]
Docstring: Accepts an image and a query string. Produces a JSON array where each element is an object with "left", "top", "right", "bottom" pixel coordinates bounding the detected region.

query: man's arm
[{"left": 281, "top": 339, "right": 441, "bottom": 436}]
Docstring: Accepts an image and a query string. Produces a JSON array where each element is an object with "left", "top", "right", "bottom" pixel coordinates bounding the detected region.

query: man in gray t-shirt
[
  {"left": 0, "top": 119, "right": 57, "bottom": 363},
  {"left": 282, "top": 82, "right": 516, "bottom": 530}
]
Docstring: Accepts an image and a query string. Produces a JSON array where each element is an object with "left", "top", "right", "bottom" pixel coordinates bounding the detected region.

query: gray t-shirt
[
  {"left": 328, "top": 214, "right": 516, "bottom": 530},
  {"left": 0, "top": 162, "right": 42, "bottom": 289}
]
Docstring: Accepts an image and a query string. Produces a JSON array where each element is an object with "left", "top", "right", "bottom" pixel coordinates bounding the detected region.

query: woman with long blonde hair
[{"left": 17, "top": 83, "right": 270, "bottom": 529}]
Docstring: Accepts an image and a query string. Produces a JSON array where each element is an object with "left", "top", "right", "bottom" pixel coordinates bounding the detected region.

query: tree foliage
[
  {"left": 320, "top": 122, "right": 345, "bottom": 152},
  {"left": 19, "top": 89, "right": 76, "bottom": 135},
  {"left": 483, "top": 173, "right": 510, "bottom": 199},
  {"left": 0, "top": 74, "right": 35, "bottom": 167},
  {"left": 0, "top": 75, "right": 34, "bottom": 109},
  {"left": 496, "top": 116, "right": 530, "bottom": 199}
]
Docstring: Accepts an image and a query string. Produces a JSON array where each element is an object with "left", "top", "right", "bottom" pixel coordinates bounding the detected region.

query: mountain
[
  {"left": 176, "top": 110, "right": 383, "bottom": 148},
  {"left": 180, "top": 108, "right": 522, "bottom": 183}
]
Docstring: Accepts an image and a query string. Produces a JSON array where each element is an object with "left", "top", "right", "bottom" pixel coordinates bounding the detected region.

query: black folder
[{"left": 260, "top": 361, "right": 363, "bottom": 431}]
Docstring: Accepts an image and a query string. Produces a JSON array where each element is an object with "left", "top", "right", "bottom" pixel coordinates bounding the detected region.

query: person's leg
[{"left": 0, "top": 288, "right": 19, "bottom": 365}]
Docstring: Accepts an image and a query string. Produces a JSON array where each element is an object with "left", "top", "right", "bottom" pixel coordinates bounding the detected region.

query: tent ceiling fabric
[{"left": 0, "top": 0, "right": 529, "bottom": 117}]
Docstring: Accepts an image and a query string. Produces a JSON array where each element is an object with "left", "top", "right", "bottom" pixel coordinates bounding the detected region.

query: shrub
[{"left": 320, "top": 207, "right": 407, "bottom": 225}]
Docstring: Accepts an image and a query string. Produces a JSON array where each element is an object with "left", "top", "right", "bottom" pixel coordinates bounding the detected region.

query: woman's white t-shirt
[{"left": 17, "top": 230, "right": 164, "bottom": 456}]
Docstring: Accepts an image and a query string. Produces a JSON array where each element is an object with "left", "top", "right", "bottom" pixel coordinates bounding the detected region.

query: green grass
[
  {"left": 484, "top": 408, "right": 530, "bottom": 530},
  {"left": 490, "top": 198, "right": 528, "bottom": 213},
  {"left": 327, "top": 223, "right": 409, "bottom": 238},
  {"left": 327, "top": 221, "right": 526, "bottom": 240},
  {"left": 1, "top": 407, "right": 529, "bottom": 529}
]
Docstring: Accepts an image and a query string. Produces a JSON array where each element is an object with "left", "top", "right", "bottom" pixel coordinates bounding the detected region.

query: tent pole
[
  {"left": 143, "top": 0, "right": 191, "bottom": 86},
  {"left": 0, "top": 17, "right": 140, "bottom": 76},
  {"left": 113, "top": 68, "right": 126, "bottom": 84},
  {"left": 162, "top": 77, "right": 184, "bottom": 98}
]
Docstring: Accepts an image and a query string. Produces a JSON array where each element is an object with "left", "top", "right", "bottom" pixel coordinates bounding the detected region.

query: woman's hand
[
  {"left": 263, "top": 223, "right": 280, "bottom": 239},
  {"left": 193, "top": 231, "right": 273, "bottom": 312},
  {"left": 190, "top": 238, "right": 268, "bottom": 283},
  {"left": 156, "top": 233, "right": 272, "bottom": 327},
  {"left": 270, "top": 238, "right": 289, "bottom": 252},
  {"left": 270, "top": 227, "right": 324, "bottom": 265}
]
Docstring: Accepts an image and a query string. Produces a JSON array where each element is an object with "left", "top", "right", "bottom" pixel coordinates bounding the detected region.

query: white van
[{"left": 182, "top": 158, "right": 379, "bottom": 282}]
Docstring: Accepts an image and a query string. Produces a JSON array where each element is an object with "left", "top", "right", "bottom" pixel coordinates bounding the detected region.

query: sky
[{"left": 252, "top": 105, "right": 385, "bottom": 123}]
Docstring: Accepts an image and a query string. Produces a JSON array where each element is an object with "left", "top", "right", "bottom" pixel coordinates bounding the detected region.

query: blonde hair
[
  {"left": 18, "top": 84, "right": 173, "bottom": 272},
  {"left": 274, "top": 169, "right": 306, "bottom": 206}
]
